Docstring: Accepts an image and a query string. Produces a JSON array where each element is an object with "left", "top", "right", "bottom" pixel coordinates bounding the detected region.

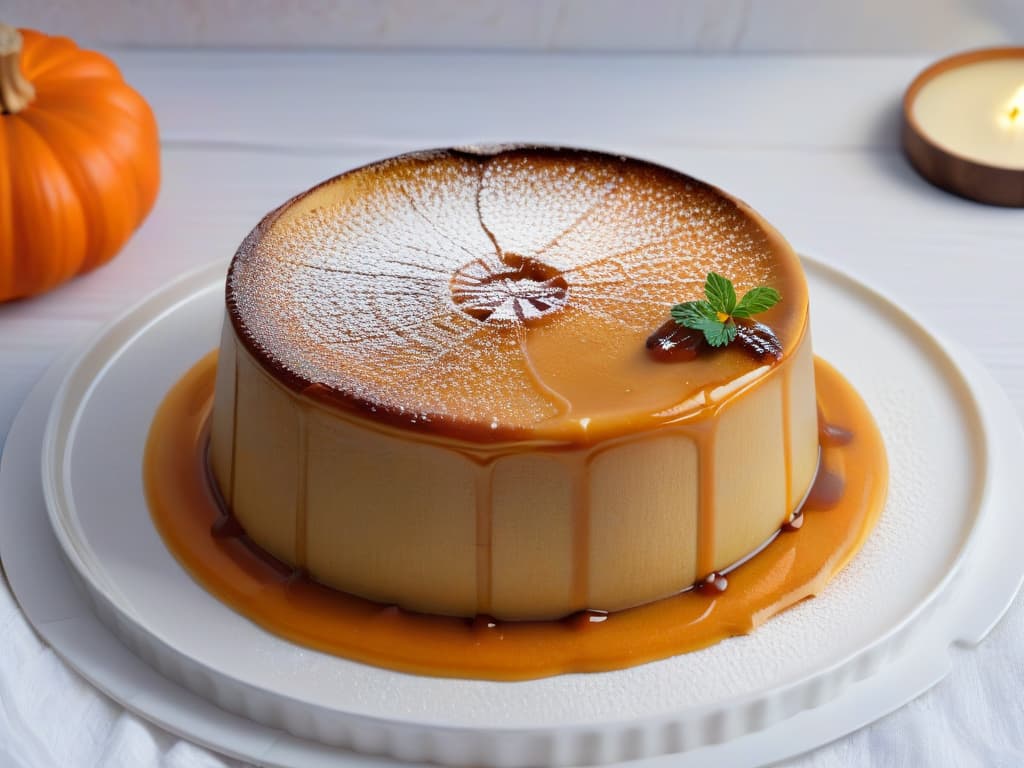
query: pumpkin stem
[{"left": 0, "top": 24, "right": 35, "bottom": 115}]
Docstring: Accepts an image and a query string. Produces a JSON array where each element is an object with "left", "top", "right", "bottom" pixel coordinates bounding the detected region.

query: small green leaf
[
  {"left": 704, "top": 272, "right": 736, "bottom": 315},
  {"left": 671, "top": 303, "right": 729, "bottom": 348},
  {"left": 671, "top": 300, "right": 717, "bottom": 327},
  {"left": 660, "top": 273, "right": 780, "bottom": 357},
  {"left": 733, "top": 286, "right": 781, "bottom": 318},
  {"left": 704, "top": 319, "right": 737, "bottom": 347}
]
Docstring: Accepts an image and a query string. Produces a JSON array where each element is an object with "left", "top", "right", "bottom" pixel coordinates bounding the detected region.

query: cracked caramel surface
[{"left": 227, "top": 147, "right": 807, "bottom": 442}]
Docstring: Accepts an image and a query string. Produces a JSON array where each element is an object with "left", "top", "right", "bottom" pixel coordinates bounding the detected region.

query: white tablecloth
[
  {"left": 2, "top": 561, "right": 1022, "bottom": 767},
  {"left": 1, "top": 49, "right": 1023, "bottom": 767}
]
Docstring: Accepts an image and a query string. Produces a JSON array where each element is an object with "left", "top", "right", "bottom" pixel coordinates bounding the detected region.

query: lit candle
[
  {"left": 903, "top": 48, "right": 1024, "bottom": 206},
  {"left": 998, "top": 84, "right": 1024, "bottom": 129}
]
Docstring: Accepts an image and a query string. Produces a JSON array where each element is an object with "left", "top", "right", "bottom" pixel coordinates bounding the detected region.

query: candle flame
[{"left": 1007, "top": 84, "right": 1024, "bottom": 125}]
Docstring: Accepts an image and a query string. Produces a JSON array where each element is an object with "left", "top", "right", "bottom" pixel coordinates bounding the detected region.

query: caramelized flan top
[{"left": 227, "top": 147, "right": 808, "bottom": 443}]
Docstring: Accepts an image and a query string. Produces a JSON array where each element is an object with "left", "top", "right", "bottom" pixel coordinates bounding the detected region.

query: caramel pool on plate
[{"left": 145, "top": 351, "right": 886, "bottom": 681}]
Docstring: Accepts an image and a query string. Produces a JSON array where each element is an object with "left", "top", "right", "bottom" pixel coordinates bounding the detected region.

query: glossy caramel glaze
[
  {"left": 145, "top": 352, "right": 887, "bottom": 680},
  {"left": 226, "top": 147, "right": 808, "bottom": 444}
]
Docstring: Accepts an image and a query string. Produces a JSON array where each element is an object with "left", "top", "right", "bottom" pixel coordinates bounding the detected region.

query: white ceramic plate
[{"left": 2, "top": 256, "right": 1023, "bottom": 767}]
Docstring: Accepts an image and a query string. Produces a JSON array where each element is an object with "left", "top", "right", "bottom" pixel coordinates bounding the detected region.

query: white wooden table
[{"left": 1, "top": 51, "right": 1022, "bottom": 767}]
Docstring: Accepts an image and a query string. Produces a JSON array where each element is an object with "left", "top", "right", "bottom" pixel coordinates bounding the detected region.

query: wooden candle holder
[{"left": 902, "top": 47, "right": 1024, "bottom": 207}]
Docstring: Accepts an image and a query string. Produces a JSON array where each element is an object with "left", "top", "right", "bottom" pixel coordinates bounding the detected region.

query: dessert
[{"left": 207, "top": 146, "right": 819, "bottom": 621}]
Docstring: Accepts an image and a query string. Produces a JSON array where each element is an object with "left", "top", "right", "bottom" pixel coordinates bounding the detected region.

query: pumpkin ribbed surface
[{"left": 0, "top": 26, "right": 159, "bottom": 301}]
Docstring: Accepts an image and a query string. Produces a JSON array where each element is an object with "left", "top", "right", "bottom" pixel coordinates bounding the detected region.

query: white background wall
[{"left": 6, "top": 0, "right": 1024, "bottom": 52}]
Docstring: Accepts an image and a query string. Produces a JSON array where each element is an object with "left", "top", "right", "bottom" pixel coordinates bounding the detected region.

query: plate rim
[
  {"left": 13, "top": 253, "right": 1021, "bottom": 764},
  {"left": 41, "top": 256, "right": 990, "bottom": 721}
]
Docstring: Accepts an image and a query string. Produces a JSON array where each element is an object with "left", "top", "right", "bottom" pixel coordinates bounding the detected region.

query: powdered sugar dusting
[
  {"left": 228, "top": 149, "right": 789, "bottom": 429},
  {"left": 450, "top": 255, "right": 569, "bottom": 324},
  {"left": 479, "top": 153, "right": 620, "bottom": 257}
]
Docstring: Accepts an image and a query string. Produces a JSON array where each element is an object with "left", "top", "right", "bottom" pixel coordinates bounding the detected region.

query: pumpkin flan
[{"left": 208, "top": 146, "right": 819, "bottom": 621}]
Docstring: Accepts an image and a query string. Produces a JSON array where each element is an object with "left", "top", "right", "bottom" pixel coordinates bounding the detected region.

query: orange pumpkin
[{"left": 0, "top": 24, "right": 160, "bottom": 301}]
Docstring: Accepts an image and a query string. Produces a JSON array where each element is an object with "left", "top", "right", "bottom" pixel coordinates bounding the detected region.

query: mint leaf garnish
[
  {"left": 704, "top": 272, "right": 736, "bottom": 315},
  {"left": 671, "top": 300, "right": 717, "bottom": 327},
  {"left": 671, "top": 301, "right": 729, "bottom": 345},
  {"left": 670, "top": 274, "right": 781, "bottom": 352},
  {"left": 733, "top": 286, "right": 781, "bottom": 318},
  {"left": 704, "top": 319, "right": 737, "bottom": 347}
]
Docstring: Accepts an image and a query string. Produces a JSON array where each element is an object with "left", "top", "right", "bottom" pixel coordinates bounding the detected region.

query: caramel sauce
[
  {"left": 226, "top": 355, "right": 239, "bottom": 507},
  {"left": 694, "top": 421, "right": 718, "bottom": 579},
  {"left": 293, "top": 408, "right": 310, "bottom": 569},
  {"left": 145, "top": 351, "right": 886, "bottom": 680},
  {"left": 210, "top": 512, "right": 243, "bottom": 539},
  {"left": 474, "top": 462, "right": 495, "bottom": 614},
  {"left": 569, "top": 454, "right": 591, "bottom": 607},
  {"left": 697, "top": 572, "right": 729, "bottom": 594},
  {"left": 567, "top": 609, "right": 610, "bottom": 630},
  {"left": 819, "top": 404, "right": 855, "bottom": 447},
  {"left": 804, "top": 468, "right": 845, "bottom": 511},
  {"left": 782, "top": 363, "right": 794, "bottom": 512},
  {"left": 227, "top": 148, "right": 811, "bottom": 445},
  {"left": 781, "top": 512, "right": 805, "bottom": 532}
]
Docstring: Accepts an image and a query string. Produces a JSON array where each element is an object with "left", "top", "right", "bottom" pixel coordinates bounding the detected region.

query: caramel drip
[
  {"left": 144, "top": 354, "right": 887, "bottom": 681},
  {"left": 781, "top": 363, "right": 793, "bottom": 513},
  {"left": 470, "top": 614, "right": 498, "bottom": 632},
  {"left": 818, "top": 404, "right": 854, "bottom": 447},
  {"left": 565, "top": 609, "right": 609, "bottom": 631},
  {"left": 475, "top": 462, "right": 495, "bottom": 614},
  {"left": 697, "top": 572, "right": 729, "bottom": 594},
  {"left": 516, "top": 325, "right": 592, "bottom": 609},
  {"left": 517, "top": 336, "right": 572, "bottom": 421},
  {"left": 570, "top": 452, "right": 591, "bottom": 608},
  {"left": 810, "top": 406, "right": 849, "bottom": 513},
  {"left": 781, "top": 512, "right": 804, "bottom": 532},
  {"left": 821, "top": 423, "right": 854, "bottom": 447},
  {"left": 207, "top": 420, "right": 243, "bottom": 539},
  {"left": 804, "top": 468, "right": 844, "bottom": 510},
  {"left": 694, "top": 421, "right": 717, "bottom": 578},
  {"left": 227, "top": 345, "right": 239, "bottom": 507},
  {"left": 211, "top": 511, "right": 243, "bottom": 539},
  {"left": 294, "top": 408, "right": 309, "bottom": 570}
]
